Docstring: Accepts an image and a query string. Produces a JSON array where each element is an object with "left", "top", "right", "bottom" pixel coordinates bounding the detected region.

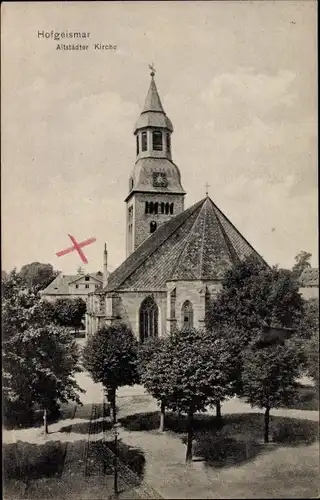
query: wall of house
[
  {"left": 299, "top": 287, "right": 319, "bottom": 300},
  {"left": 69, "top": 276, "right": 102, "bottom": 295}
]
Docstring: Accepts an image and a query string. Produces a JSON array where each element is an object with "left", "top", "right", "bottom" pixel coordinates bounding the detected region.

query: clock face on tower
[{"left": 153, "top": 172, "right": 168, "bottom": 187}]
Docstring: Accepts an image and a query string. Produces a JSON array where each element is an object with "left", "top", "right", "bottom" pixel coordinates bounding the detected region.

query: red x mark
[{"left": 56, "top": 234, "right": 96, "bottom": 264}]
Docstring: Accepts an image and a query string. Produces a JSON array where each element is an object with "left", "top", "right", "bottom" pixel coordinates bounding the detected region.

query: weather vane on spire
[
  {"left": 205, "top": 182, "right": 210, "bottom": 196},
  {"left": 149, "top": 63, "right": 156, "bottom": 77}
]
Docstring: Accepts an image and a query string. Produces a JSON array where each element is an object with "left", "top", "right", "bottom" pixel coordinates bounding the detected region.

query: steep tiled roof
[
  {"left": 105, "top": 197, "right": 267, "bottom": 292},
  {"left": 299, "top": 268, "right": 319, "bottom": 287},
  {"left": 135, "top": 76, "right": 173, "bottom": 132},
  {"left": 142, "top": 77, "right": 164, "bottom": 113},
  {"left": 42, "top": 272, "right": 103, "bottom": 295}
]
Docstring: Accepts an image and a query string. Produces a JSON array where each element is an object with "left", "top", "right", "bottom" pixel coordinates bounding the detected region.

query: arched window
[
  {"left": 154, "top": 202, "right": 159, "bottom": 214},
  {"left": 181, "top": 300, "right": 193, "bottom": 329},
  {"left": 136, "top": 135, "right": 139, "bottom": 155},
  {"left": 141, "top": 131, "right": 147, "bottom": 151},
  {"left": 150, "top": 221, "right": 157, "bottom": 233},
  {"left": 161, "top": 202, "right": 165, "bottom": 214},
  {"left": 152, "top": 131, "right": 163, "bottom": 151},
  {"left": 149, "top": 201, "right": 154, "bottom": 214},
  {"left": 140, "top": 296, "right": 158, "bottom": 342},
  {"left": 129, "top": 177, "right": 134, "bottom": 191},
  {"left": 169, "top": 203, "right": 174, "bottom": 215},
  {"left": 166, "top": 133, "right": 171, "bottom": 153},
  {"left": 145, "top": 202, "right": 149, "bottom": 214},
  {"left": 165, "top": 202, "right": 170, "bottom": 214}
]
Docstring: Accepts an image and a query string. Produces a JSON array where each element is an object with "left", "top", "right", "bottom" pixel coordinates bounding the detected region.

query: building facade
[
  {"left": 86, "top": 71, "right": 267, "bottom": 340},
  {"left": 41, "top": 271, "right": 103, "bottom": 302}
]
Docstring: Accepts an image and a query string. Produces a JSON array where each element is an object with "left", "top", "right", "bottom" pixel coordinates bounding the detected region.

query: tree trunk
[
  {"left": 111, "top": 388, "right": 117, "bottom": 425},
  {"left": 185, "top": 405, "right": 194, "bottom": 463},
  {"left": 264, "top": 406, "right": 270, "bottom": 443},
  {"left": 43, "top": 408, "right": 48, "bottom": 434},
  {"left": 215, "top": 400, "right": 222, "bottom": 420},
  {"left": 159, "top": 400, "right": 165, "bottom": 432}
]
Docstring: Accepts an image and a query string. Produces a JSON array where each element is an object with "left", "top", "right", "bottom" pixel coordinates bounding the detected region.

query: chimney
[{"left": 103, "top": 243, "right": 108, "bottom": 287}]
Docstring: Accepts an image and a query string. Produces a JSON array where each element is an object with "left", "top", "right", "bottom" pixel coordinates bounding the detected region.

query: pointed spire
[{"left": 142, "top": 67, "right": 164, "bottom": 113}]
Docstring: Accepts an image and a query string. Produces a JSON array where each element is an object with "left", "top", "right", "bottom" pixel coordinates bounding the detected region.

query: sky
[{"left": 1, "top": 0, "right": 317, "bottom": 275}]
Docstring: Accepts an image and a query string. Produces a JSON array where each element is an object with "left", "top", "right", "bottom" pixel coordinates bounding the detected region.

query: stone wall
[{"left": 131, "top": 192, "right": 185, "bottom": 251}]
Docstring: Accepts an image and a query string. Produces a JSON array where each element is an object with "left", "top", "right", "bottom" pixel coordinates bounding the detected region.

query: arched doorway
[
  {"left": 139, "top": 296, "right": 159, "bottom": 342},
  {"left": 181, "top": 300, "right": 194, "bottom": 329}
]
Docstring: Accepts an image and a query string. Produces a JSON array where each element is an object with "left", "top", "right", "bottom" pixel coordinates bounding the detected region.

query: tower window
[
  {"left": 85, "top": 276, "right": 90, "bottom": 281},
  {"left": 161, "top": 202, "right": 165, "bottom": 214},
  {"left": 141, "top": 131, "right": 147, "bottom": 151},
  {"left": 129, "top": 177, "right": 134, "bottom": 191},
  {"left": 170, "top": 203, "right": 174, "bottom": 215},
  {"left": 152, "top": 131, "right": 163, "bottom": 151},
  {"left": 166, "top": 133, "right": 171, "bottom": 153},
  {"left": 150, "top": 221, "right": 157, "bottom": 233},
  {"left": 165, "top": 202, "right": 170, "bottom": 215},
  {"left": 145, "top": 202, "right": 149, "bottom": 214},
  {"left": 154, "top": 202, "right": 158, "bottom": 214},
  {"left": 136, "top": 135, "right": 139, "bottom": 155}
]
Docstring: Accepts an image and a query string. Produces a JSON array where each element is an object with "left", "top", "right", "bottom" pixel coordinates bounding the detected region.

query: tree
[
  {"left": 242, "top": 339, "right": 303, "bottom": 443},
  {"left": 2, "top": 271, "right": 83, "bottom": 430},
  {"left": 3, "top": 325, "right": 83, "bottom": 432},
  {"left": 304, "top": 329, "right": 319, "bottom": 389},
  {"left": 18, "top": 262, "right": 59, "bottom": 291},
  {"left": 138, "top": 337, "right": 175, "bottom": 432},
  {"left": 297, "top": 298, "right": 319, "bottom": 340},
  {"left": 151, "top": 328, "right": 235, "bottom": 462},
  {"left": 292, "top": 251, "right": 312, "bottom": 279},
  {"left": 82, "top": 323, "right": 139, "bottom": 424},
  {"left": 206, "top": 256, "right": 304, "bottom": 337},
  {"left": 52, "top": 297, "right": 86, "bottom": 332}
]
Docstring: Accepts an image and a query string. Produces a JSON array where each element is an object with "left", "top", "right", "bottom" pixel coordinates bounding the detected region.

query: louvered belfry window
[
  {"left": 141, "top": 131, "right": 147, "bottom": 151},
  {"left": 152, "top": 131, "right": 163, "bottom": 151},
  {"left": 140, "top": 296, "right": 158, "bottom": 342}
]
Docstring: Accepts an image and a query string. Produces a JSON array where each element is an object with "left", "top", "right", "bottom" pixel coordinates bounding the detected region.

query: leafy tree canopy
[
  {"left": 82, "top": 323, "right": 139, "bottom": 390},
  {"left": 2, "top": 271, "right": 83, "bottom": 426},
  {"left": 18, "top": 262, "right": 60, "bottom": 291},
  {"left": 292, "top": 250, "right": 312, "bottom": 279},
  {"left": 206, "top": 255, "right": 304, "bottom": 339},
  {"left": 52, "top": 297, "right": 86, "bottom": 330},
  {"left": 242, "top": 340, "right": 303, "bottom": 411}
]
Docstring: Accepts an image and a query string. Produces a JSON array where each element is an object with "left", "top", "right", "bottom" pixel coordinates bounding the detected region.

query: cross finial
[
  {"left": 205, "top": 182, "right": 210, "bottom": 196},
  {"left": 149, "top": 63, "right": 156, "bottom": 77}
]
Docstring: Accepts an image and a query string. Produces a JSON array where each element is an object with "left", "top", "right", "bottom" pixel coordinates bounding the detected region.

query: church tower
[{"left": 125, "top": 67, "right": 186, "bottom": 256}]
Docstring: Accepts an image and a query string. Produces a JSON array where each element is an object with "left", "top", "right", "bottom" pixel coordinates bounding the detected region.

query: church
[{"left": 85, "top": 69, "right": 267, "bottom": 341}]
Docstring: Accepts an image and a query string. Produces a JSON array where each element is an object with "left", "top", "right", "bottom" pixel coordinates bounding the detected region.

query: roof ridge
[
  {"left": 208, "top": 197, "right": 270, "bottom": 268},
  {"left": 105, "top": 198, "right": 206, "bottom": 291},
  {"left": 169, "top": 199, "right": 207, "bottom": 280},
  {"left": 211, "top": 202, "right": 240, "bottom": 264},
  {"left": 198, "top": 199, "right": 208, "bottom": 280}
]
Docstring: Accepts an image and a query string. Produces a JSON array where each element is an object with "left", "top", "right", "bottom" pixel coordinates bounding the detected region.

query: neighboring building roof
[
  {"left": 135, "top": 75, "right": 173, "bottom": 132},
  {"left": 41, "top": 272, "right": 104, "bottom": 296},
  {"left": 299, "top": 268, "right": 319, "bottom": 287},
  {"left": 105, "top": 196, "right": 268, "bottom": 292}
]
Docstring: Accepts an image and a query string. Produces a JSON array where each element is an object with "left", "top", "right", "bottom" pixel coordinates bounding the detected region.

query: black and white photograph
[{"left": 1, "top": 1, "right": 318, "bottom": 498}]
